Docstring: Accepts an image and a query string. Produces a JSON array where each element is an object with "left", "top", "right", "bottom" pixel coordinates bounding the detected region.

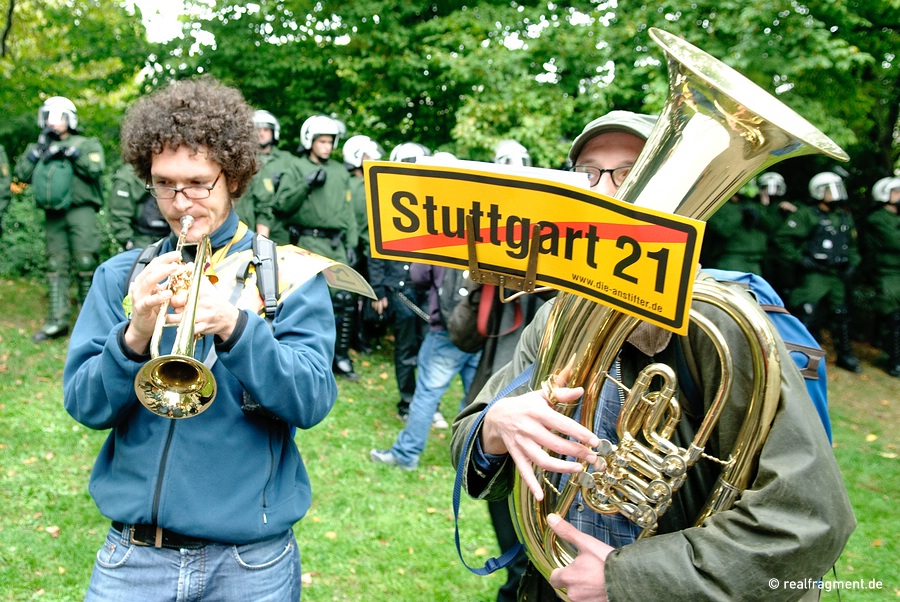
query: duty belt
[
  {"left": 113, "top": 521, "right": 213, "bottom": 550},
  {"left": 299, "top": 227, "right": 341, "bottom": 240}
]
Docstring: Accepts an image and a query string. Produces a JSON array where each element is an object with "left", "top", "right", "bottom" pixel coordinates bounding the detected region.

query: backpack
[
  {"left": 32, "top": 154, "right": 75, "bottom": 210},
  {"left": 700, "top": 269, "right": 832, "bottom": 442}
]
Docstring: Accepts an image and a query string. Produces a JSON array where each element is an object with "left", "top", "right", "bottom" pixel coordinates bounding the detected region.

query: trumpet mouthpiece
[{"left": 180, "top": 215, "right": 195, "bottom": 231}]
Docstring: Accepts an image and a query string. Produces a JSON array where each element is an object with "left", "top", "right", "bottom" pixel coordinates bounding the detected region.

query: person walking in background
[
  {"left": 107, "top": 162, "right": 170, "bottom": 251},
  {"left": 370, "top": 264, "right": 482, "bottom": 470},
  {"left": 775, "top": 171, "right": 862, "bottom": 372},
  {"left": 367, "top": 141, "right": 434, "bottom": 421},
  {"left": 271, "top": 114, "right": 360, "bottom": 380},
  {"left": 63, "top": 77, "right": 338, "bottom": 601},
  {"left": 865, "top": 176, "right": 900, "bottom": 376},
  {"left": 14, "top": 96, "right": 105, "bottom": 342}
]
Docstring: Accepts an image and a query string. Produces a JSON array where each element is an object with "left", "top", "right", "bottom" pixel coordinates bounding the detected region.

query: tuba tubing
[{"left": 510, "top": 28, "right": 848, "bottom": 598}]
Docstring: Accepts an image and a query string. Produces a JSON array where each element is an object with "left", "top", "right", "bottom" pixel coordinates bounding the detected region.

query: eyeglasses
[
  {"left": 569, "top": 164, "right": 633, "bottom": 188},
  {"left": 146, "top": 171, "right": 223, "bottom": 200}
]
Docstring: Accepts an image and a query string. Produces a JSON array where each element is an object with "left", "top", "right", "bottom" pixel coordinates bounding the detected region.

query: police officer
[
  {"left": 368, "top": 142, "right": 432, "bottom": 419},
  {"left": 775, "top": 171, "right": 861, "bottom": 372},
  {"left": 866, "top": 177, "right": 900, "bottom": 376},
  {"left": 272, "top": 115, "right": 360, "bottom": 380},
  {"left": 342, "top": 134, "right": 384, "bottom": 353},
  {"left": 15, "top": 96, "right": 105, "bottom": 342},
  {"left": 703, "top": 180, "right": 780, "bottom": 275},
  {"left": 493, "top": 139, "right": 532, "bottom": 167},
  {"left": 240, "top": 110, "right": 301, "bottom": 237},
  {"left": 107, "top": 163, "right": 170, "bottom": 251},
  {"left": 0, "top": 144, "right": 11, "bottom": 238}
]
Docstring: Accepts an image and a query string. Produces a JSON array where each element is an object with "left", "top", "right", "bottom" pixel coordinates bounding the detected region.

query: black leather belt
[
  {"left": 113, "top": 521, "right": 211, "bottom": 550},
  {"left": 299, "top": 227, "right": 341, "bottom": 239}
]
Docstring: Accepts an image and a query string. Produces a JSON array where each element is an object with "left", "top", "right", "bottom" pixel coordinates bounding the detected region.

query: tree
[{"left": 0, "top": 0, "right": 151, "bottom": 160}]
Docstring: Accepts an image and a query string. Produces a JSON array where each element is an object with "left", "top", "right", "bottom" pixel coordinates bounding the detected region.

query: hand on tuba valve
[{"left": 132, "top": 215, "right": 218, "bottom": 419}]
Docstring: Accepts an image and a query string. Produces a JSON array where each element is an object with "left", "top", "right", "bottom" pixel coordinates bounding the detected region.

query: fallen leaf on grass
[
  {"left": 865, "top": 433, "right": 878, "bottom": 442},
  {"left": 45, "top": 526, "right": 60, "bottom": 538},
  {"left": 879, "top": 452, "right": 897, "bottom": 459},
  {"left": 474, "top": 547, "right": 488, "bottom": 556},
  {"left": 324, "top": 531, "right": 337, "bottom": 540},
  {"left": 379, "top": 372, "right": 389, "bottom": 380},
  {"left": 301, "top": 572, "right": 314, "bottom": 585},
  {"left": 426, "top": 507, "right": 437, "bottom": 514},
  {"left": 871, "top": 539, "right": 882, "bottom": 547}
]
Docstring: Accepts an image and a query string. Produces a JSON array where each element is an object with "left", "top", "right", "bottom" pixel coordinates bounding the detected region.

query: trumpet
[{"left": 134, "top": 215, "right": 217, "bottom": 419}]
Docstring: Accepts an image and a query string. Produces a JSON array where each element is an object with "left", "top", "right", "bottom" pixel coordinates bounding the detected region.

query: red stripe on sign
[{"left": 381, "top": 222, "right": 689, "bottom": 253}]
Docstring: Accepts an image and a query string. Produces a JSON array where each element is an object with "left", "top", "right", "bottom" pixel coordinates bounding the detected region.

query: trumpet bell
[{"left": 135, "top": 356, "right": 217, "bottom": 419}]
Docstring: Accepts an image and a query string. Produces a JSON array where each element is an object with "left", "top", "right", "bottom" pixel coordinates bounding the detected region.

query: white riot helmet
[
  {"left": 252, "top": 110, "right": 280, "bottom": 142},
  {"left": 493, "top": 139, "right": 531, "bottom": 166},
  {"left": 809, "top": 172, "right": 848, "bottom": 202},
  {"left": 389, "top": 142, "right": 431, "bottom": 163},
  {"left": 432, "top": 151, "right": 458, "bottom": 162},
  {"left": 757, "top": 172, "right": 786, "bottom": 197},
  {"left": 873, "top": 177, "right": 900, "bottom": 203},
  {"left": 342, "top": 135, "right": 383, "bottom": 169},
  {"left": 38, "top": 96, "right": 78, "bottom": 130},
  {"left": 300, "top": 115, "right": 341, "bottom": 151}
]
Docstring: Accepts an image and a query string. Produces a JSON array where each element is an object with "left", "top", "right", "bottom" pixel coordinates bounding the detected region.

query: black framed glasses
[
  {"left": 569, "top": 164, "right": 633, "bottom": 188},
  {"left": 146, "top": 171, "right": 223, "bottom": 200}
]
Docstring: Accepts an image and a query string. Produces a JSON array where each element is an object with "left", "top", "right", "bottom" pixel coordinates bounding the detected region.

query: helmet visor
[
  {"left": 39, "top": 107, "right": 70, "bottom": 128},
  {"left": 824, "top": 181, "right": 848, "bottom": 202}
]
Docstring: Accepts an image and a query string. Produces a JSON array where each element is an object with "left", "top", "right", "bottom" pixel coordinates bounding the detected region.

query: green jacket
[
  {"left": 774, "top": 203, "right": 860, "bottom": 272},
  {"left": 0, "top": 145, "right": 11, "bottom": 219},
  {"left": 107, "top": 163, "right": 169, "bottom": 249},
  {"left": 15, "top": 133, "right": 105, "bottom": 209},
  {"left": 450, "top": 272, "right": 855, "bottom": 601},
  {"left": 703, "top": 198, "right": 779, "bottom": 273},
  {"left": 239, "top": 146, "right": 300, "bottom": 231},
  {"left": 271, "top": 154, "right": 358, "bottom": 250},
  {"left": 349, "top": 172, "right": 369, "bottom": 251},
  {"left": 864, "top": 206, "right": 900, "bottom": 277}
]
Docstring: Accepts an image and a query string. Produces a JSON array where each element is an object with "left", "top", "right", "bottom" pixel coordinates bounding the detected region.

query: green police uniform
[
  {"left": 865, "top": 205, "right": 900, "bottom": 375},
  {"left": 272, "top": 152, "right": 360, "bottom": 379},
  {"left": 704, "top": 197, "right": 779, "bottom": 274},
  {"left": 774, "top": 202, "right": 861, "bottom": 370},
  {"left": 349, "top": 172, "right": 369, "bottom": 262},
  {"left": 0, "top": 145, "right": 11, "bottom": 236},
  {"left": 271, "top": 154, "right": 358, "bottom": 261},
  {"left": 15, "top": 133, "right": 105, "bottom": 340},
  {"left": 239, "top": 146, "right": 300, "bottom": 233},
  {"left": 108, "top": 163, "right": 169, "bottom": 250}
]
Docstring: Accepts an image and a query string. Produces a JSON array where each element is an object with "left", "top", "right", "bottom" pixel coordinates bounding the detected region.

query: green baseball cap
[{"left": 568, "top": 111, "right": 657, "bottom": 164}]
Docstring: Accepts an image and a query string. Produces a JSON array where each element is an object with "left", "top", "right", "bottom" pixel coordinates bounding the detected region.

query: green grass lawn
[{"left": 0, "top": 277, "right": 896, "bottom": 601}]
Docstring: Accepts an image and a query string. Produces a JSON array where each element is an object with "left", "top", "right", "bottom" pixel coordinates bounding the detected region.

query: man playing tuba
[{"left": 451, "top": 111, "right": 855, "bottom": 602}]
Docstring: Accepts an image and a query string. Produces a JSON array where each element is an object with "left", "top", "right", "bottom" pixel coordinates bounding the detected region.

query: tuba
[
  {"left": 134, "top": 215, "right": 217, "bottom": 419},
  {"left": 510, "top": 28, "right": 848, "bottom": 597}
]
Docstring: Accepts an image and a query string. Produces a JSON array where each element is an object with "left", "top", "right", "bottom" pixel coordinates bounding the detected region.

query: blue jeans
[
  {"left": 391, "top": 329, "right": 481, "bottom": 466},
  {"left": 85, "top": 525, "right": 300, "bottom": 601}
]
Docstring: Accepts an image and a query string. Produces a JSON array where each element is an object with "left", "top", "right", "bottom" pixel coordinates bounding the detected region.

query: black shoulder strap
[
  {"left": 252, "top": 233, "right": 280, "bottom": 323},
  {"left": 125, "top": 238, "right": 165, "bottom": 293}
]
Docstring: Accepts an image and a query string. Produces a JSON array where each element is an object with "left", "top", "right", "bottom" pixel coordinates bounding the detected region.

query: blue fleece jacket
[{"left": 63, "top": 211, "right": 337, "bottom": 544}]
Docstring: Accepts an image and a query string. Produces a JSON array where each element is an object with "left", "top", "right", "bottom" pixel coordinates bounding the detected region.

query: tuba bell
[
  {"left": 134, "top": 215, "right": 217, "bottom": 419},
  {"left": 510, "top": 28, "right": 848, "bottom": 598}
]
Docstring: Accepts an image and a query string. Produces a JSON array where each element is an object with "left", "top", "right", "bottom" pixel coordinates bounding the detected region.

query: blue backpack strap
[
  {"left": 701, "top": 269, "right": 832, "bottom": 442},
  {"left": 453, "top": 363, "right": 533, "bottom": 575}
]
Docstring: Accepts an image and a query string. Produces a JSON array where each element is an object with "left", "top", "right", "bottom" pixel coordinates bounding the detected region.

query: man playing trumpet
[{"left": 64, "top": 77, "right": 339, "bottom": 601}]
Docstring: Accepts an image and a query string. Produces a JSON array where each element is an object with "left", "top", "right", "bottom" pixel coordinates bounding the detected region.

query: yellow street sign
[{"left": 364, "top": 161, "right": 704, "bottom": 333}]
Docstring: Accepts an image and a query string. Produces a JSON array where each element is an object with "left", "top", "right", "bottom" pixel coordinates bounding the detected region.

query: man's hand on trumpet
[{"left": 123, "top": 250, "right": 181, "bottom": 354}]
